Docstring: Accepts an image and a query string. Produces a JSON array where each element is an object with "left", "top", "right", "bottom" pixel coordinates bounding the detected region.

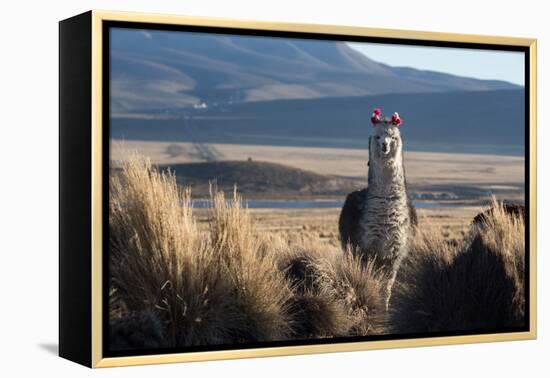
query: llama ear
[
  {"left": 371, "top": 107, "right": 382, "bottom": 125},
  {"left": 391, "top": 112, "right": 402, "bottom": 126}
]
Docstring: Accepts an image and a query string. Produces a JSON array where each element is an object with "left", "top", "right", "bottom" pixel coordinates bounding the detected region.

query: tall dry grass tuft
[
  {"left": 279, "top": 241, "right": 387, "bottom": 338},
  {"left": 109, "top": 156, "right": 295, "bottom": 349},
  {"left": 110, "top": 157, "right": 237, "bottom": 347},
  {"left": 314, "top": 248, "right": 388, "bottom": 335},
  {"left": 278, "top": 242, "right": 351, "bottom": 338},
  {"left": 390, "top": 201, "right": 525, "bottom": 333},
  {"left": 207, "top": 189, "right": 293, "bottom": 342}
]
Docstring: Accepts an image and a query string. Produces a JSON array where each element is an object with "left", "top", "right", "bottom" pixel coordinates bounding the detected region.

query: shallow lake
[{"left": 192, "top": 199, "right": 459, "bottom": 209}]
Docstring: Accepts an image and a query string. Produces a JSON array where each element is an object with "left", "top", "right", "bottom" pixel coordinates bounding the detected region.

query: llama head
[{"left": 369, "top": 108, "right": 403, "bottom": 163}]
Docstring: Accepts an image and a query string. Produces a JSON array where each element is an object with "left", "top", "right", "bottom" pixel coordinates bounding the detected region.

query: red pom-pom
[
  {"left": 391, "top": 112, "right": 402, "bottom": 126},
  {"left": 371, "top": 107, "right": 382, "bottom": 124}
]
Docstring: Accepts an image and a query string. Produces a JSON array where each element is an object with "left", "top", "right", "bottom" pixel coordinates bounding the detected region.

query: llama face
[{"left": 370, "top": 124, "right": 402, "bottom": 161}]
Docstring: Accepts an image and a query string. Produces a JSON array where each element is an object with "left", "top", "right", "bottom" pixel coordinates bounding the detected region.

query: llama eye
[{"left": 375, "top": 136, "right": 381, "bottom": 140}]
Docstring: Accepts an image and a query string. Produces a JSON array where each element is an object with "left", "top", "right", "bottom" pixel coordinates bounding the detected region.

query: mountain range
[
  {"left": 109, "top": 28, "right": 525, "bottom": 155},
  {"left": 110, "top": 28, "right": 520, "bottom": 116}
]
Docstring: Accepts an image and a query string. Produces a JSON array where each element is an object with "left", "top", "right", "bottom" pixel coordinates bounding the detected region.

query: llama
[{"left": 339, "top": 108, "right": 417, "bottom": 309}]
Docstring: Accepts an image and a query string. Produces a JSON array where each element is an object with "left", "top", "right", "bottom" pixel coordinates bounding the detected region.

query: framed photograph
[{"left": 59, "top": 10, "right": 537, "bottom": 368}]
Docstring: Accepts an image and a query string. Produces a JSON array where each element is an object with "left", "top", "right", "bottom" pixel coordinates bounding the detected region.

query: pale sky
[{"left": 348, "top": 42, "right": 525, "bottom": 86}]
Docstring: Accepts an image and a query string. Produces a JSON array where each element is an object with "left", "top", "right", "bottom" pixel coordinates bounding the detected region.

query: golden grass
[
  {"left": 109, "top": 154, "right": 525, "bottom": 350},
  {"left": 390, "top": 200, "right": 525, "bottom": 333},
  {"left": 110, "top": 157, "right": 244, "bottom": 347},
  {"left": 278, "top": 242, "right": 387, "bottom": 338},
  {"left": 109, "top": 155, "right": 386, "bottom": 350},
  {"left": 207, "top": 188, "right": 294, "bottom": 342}
]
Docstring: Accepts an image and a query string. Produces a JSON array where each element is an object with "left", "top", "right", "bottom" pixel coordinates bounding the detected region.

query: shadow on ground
[{"left": 38, "top": 343, "right": 58, "bottom": 355}]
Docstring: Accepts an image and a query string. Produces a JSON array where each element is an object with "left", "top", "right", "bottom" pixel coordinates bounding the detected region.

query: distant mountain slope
[
  {"left": 110, "top": 29, "right": 520, "bottom": 116},
  {"left": 112, "top": 89, "right": 525, "bottom": 155}
]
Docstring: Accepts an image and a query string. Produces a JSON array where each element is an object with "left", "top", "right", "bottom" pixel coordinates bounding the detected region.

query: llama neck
[{"left": 367, "top": 153, "right": 407, "bottom": 197}]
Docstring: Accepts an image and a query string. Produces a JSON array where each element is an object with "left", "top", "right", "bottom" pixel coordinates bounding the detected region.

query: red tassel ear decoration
[
  {"left": 391, "top": 112, "right": 402, "bottom": 126},
  {"left": 371, "top": 108, "right": 382, "bottom": 124}
]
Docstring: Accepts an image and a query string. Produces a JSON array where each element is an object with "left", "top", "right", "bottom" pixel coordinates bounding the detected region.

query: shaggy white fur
[{"left": 339, "top": 121, "right": 416, "bottom": 309}]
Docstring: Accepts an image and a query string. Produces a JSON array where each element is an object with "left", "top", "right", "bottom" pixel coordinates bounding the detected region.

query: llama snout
[{"left": 379, "top": 137, "right": 392, "bottom": 155}]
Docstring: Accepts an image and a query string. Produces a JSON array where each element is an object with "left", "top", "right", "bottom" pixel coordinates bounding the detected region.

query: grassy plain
[
  {"left": 112, "top": 139, "right": 522, "bottom": 248},
  {"left": 194, "top": 207, "right": 481, "bottom": 248},
  {"left": 111, "top": 140, "right": 524, "bottom": 204},
  {"left": 109, "top": 156, "right": 526, "bottom": 349}
]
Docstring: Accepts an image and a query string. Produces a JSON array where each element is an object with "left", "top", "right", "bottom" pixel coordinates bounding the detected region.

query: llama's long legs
[
  {"left": 384, "top": 259, "right": 403, "bottom": 310},
  {"left": 384, "top": 271, "right": 397, "bottom": 311}
]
